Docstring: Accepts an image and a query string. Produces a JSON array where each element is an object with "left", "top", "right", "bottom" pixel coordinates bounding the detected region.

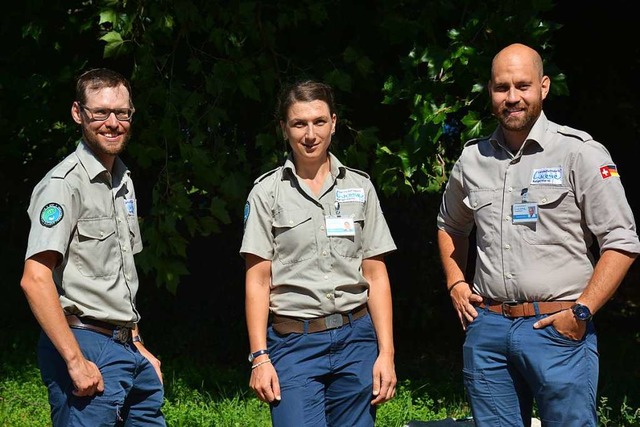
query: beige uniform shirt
[
  {"left": 240, "top": 153, "right": 396, "bottom": 318},
  {"left": 438, "top": 113, "right": 640, "bottom": 301},
  {"left": 25, "top": 140, "right": 142, "bottom": 326}
]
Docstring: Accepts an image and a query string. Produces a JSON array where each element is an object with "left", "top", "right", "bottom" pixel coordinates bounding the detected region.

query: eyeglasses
[{"left": 78, "top": 104, "right": 135, "bottom": 122}]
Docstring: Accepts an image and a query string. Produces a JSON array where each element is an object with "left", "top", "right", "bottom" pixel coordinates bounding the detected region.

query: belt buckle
[
  {"left": 324, "top": 313, "right": 344, "bottom": 330},
  {"left": 116, "top": 327, "right": 131, "bottom": 344},
  {"left": 501, "top": 300, "right": 519, "bottom": 318}
]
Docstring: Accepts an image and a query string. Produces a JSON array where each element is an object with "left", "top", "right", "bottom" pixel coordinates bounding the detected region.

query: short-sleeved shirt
[
  {"left": 240, "top": 152, "right": 396, "bottom": 318},
  {"left": 437, "top": 112, "right": 640, "bottom": 301},
  {"left": 25, "top": 140, "right": 142, "bottom": 326}
]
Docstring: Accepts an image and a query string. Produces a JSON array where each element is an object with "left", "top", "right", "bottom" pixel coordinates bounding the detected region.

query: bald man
[{"left": 437, "top": 43, "right": 639, "bottom": 426}]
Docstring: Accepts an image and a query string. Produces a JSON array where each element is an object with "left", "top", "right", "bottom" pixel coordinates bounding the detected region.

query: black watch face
[{"left": 573, "top": 304, "right": 591, "bottom": 320}]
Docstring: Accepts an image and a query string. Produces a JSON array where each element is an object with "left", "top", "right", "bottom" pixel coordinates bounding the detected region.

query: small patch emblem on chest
[{"left": 40, "top": 203, "right": 64, "bottom": 227}]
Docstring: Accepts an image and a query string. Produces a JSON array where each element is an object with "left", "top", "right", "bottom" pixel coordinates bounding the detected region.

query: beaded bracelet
[
  {"left": 447, "top": 279, "right": 467, "bottom": 293},
  {"left": 251, "top": 359, "right": 272, "bottom": 370}
]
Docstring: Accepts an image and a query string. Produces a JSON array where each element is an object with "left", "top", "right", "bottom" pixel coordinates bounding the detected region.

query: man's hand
[
  {"left": 68, "top": 358, "right": 104, "bottom": 396},
  {"left": 533, "top": 309, "right": 587, "bottom": 340},
  {"left": 450, "top": 282, "right": 484, "bottom": 330},
  {"left": 135, "top": 342, "right": 163, "bottom": 384}
]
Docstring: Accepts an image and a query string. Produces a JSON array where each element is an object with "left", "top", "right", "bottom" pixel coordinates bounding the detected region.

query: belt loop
[
  {"left": 482, "top": 298, "right": 491, "bottom": 313},
  {"left": 303, "top": 320, "right": 309, "bottom": 335},
  {"left": 347, "top": 312, "right": 353, "bottom": 326},
  {"left": 533, "top": 301, "right": 540, "bottom": 316}
]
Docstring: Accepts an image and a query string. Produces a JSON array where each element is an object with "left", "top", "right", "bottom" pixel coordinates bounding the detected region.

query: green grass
[
  {"left": 0, "top": 362, "right": 468, "bottom": 427},
  {"left": 2, "top": 328, "right": 639, "bottom": 426}
]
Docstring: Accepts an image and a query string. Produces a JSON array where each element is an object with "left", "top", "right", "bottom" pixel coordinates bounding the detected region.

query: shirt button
[
  {"left": 326, "top": 293, "right": 334, "bottom": 300},
  {"left": 506, "top": 273, "right": 513, "bottom": 279},
  {"left": 508, "top": 187, "right": 513, "bottom": 192},
  {"left": 505, "top": 216, "right": 511, "bottom": 221},
  {"left": 323, "top": 275, "right": 328, "bottom": 280},
  {"left": 504, "top": 244, "right": 511, "bottom": 250},
  {"left": 541, "top": 198, "right": 547, "bottom": 203},
  {"left": 320, "top": 225, "right": 325, "bottom": 231},
  {"left": 472, "top": 202, "right": 478, "bottom": 207},
  {"left": 289, "top": 220, "right": 294, "bottom": 225},
  {"left": 322, "top": 251, "right": 327, "bottom": 256}
]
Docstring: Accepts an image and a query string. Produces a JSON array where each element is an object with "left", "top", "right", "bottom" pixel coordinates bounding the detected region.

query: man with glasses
[{"left": 20, "top": 68, "right": 166, "bottom": 426}]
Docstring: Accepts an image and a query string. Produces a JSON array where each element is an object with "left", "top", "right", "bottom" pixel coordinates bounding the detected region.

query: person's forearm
[
  {"left": 437, "top": 229, "right": 469, "bottom": 286},
  {"left": 363, "top": 256, "right": 395, "bottom": 355},
  {"left": 245, "top": 255, "right": 272, "bottom": 355},
  {"left": 21, "top": 259, "right": 84, "bottom": 366},
  {"left": 577, "top": 249, "right": 637, "bottom": 314}
]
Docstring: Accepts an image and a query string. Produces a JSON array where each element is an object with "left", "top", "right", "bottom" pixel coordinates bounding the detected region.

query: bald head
[
  {"left": 488, "top": 43, "right": 550, "bottom": 149},
  {"left": 491, "top": 43, "right": 544, "bottom": 80}
]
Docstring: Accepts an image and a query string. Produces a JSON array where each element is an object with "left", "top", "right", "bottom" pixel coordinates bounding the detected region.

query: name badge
[
  {"left": 325, "top": 216, "right": 355, "bottom": 236},
  {"left": 335, "top": 188, "right": 365, "bottom": 203},
  {"left": 124, "top": 199, "right": 137, "bottom": 216},
  {"left": 513, "top": 203, "right": 538, "bottom": 224},
  {"left": 531, "top": 167, "right": 563, "bottom": 185}
]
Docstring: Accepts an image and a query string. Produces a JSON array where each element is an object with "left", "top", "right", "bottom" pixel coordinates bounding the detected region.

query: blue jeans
[
  {"left": 463, "top": 308, "right": 598, "bottom": 427},
  {"left": 267, "top": 313, "right": 378, "bottom": 427},
  {"left": 38, "top": 328, "right": 166, "bottom": 427}
]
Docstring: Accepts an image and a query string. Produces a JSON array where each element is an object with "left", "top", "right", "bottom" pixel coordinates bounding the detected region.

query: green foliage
[
  {"left": 2, "top": 0, "right": 565, "bottom": 291},
  {"left": 375, "top": 380, "right": 468, "bottom": 425},
  {"left": 0, "top": 365, "right": 50, "bottom": 427},
  {"left": 162, "top": 377, "right": 271, "bottom": 427},
  {"left": 1, "top": 328, "right": 640, "bottom": 426},
  {"left": 381, "top": 0, "right": 562, "bottom": 195}
]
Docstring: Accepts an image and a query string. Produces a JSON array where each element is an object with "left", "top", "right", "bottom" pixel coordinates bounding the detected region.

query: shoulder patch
[
  {"left": 254, "top": 167, "right": 281, "bottom": 184},
  {"left": 556, "top": 125, "right": 593, "bottom": 142},
  {"left": 344, "top": 166, "right": 370, "bottom": 179},
  {"left": 51, "top": 157, "right": 79, "bottom": 179},
  {"left": 40, "top": 203, "right": 64, "bottom": 227},
  {"left": 243, "top": 201, "right": 250, "bottom": 227}
]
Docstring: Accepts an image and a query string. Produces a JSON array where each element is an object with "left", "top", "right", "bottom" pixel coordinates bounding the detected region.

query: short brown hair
[
  {"left": 276, "top": 80, "right": 336, "bottom": 121},
  {"left": 75, "top": 68, "right": 133, "bottom": 108}
]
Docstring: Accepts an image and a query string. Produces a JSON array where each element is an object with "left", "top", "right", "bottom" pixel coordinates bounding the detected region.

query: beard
[
  {"left": 496, "top": 101, "right": 542, "bottom": 133},
  {"left": 82, "top": 126, "right": 131, "bottom": 158}
]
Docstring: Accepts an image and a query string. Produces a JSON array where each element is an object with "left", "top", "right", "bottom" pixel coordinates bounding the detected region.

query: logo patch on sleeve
[
  {"left": 599, "top": 164, "right": 619, "bottom": 179},
  {"left": 243, "top": 201, "right": 251, "bottom": 225},
  {"left": 40, "top": 203, "right": 64, "bottom": 227}
]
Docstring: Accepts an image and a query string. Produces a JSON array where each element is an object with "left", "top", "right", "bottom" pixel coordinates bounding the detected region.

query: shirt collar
[
  {"left": 282, "top": 151, "right": 346, "bottom": 180},
  {"left": 489, "top": 111, "right": 549, "bottom": 153},
  {"left": 76, "top": 140, "right": 129, "bottom": 183}
]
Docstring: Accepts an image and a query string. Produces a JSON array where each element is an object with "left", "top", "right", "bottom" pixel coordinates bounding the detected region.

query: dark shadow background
[
  {"left": 135, "top": 0, "right": 640, "bottom": 402},
  {"left": 3, "top": 0, "right": 638, "bottom": 413}
]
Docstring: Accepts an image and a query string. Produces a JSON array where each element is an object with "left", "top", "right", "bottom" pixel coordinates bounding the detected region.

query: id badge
[
  {"left": 512, "top": 203, "right": 538, "bottom": 224},
  {"left": 325, "top": 216, "right": 355, "bottom": 236},
  {"left": 124, "top": 198, "right": 137, "bottom": 216}
]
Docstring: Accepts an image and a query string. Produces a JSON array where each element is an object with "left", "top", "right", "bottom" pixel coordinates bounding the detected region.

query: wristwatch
[
  {"left": 571, "top": 303, "right": 593, "bottom": 322},
  {"left": 248, "top": 349, "right": 269, "bottom": 362}
]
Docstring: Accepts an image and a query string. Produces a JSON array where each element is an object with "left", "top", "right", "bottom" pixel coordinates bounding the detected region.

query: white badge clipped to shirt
[
  {"left": 512, "top": 188, "right": 538, "bottom": 224},
  {"left": 124, "top": 198, "right": 137, "bottom": 216},
  {"left": 325, "top": 201, "right": 356, "bottom": 236}
]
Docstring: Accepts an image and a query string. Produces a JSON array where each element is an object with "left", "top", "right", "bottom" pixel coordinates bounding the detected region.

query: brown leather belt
[
  {"left": 271, "top": 304, "right": 369, "bottom": 335},
  {"left": 478, "top": 300, "right": 575, "bottom": 318},
  {"left": 66, "top": 314, "right": 132, "bottom": 344}
]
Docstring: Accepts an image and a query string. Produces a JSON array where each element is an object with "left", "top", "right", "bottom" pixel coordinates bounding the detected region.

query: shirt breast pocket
[
  {"left": 522, "top": 187, "right": 571, "bottom": 245},
  {"left": 273, "top": 208, "right": 317, "bottom": 265},
  {"left": 331, "top": 202, "right": 364, "bottom": 258},
  {"left": 465, "top": 189, "right": 497, "bottom": 249},
  {"left": 74, "top": 218, "right": 118, "bottom": 277}
]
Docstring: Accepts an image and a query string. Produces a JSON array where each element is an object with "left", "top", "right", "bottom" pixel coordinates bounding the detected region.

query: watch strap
[{"left": 248, "top": 349, "right": 269, "bottom": 362}]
